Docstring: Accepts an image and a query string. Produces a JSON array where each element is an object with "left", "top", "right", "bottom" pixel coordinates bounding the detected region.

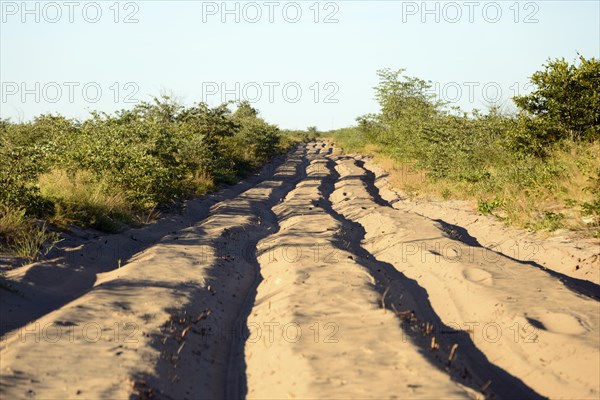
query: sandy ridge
[{"left": 0, "top": 150, "right": 299, "bottom": 336}]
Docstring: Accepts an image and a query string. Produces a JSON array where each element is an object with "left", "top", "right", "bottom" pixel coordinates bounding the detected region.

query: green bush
[
  {"left": 232, "top": 102, "right": 282, "bottom": 166},
  {"left": 512, "top": 55, "right": 600, "bottom": 155},
  {"left": 0, "top": 97, "right": 286, "bottom": 249},
  {"left": 330, "top": 57, "right": 599, "bottom": 234}
]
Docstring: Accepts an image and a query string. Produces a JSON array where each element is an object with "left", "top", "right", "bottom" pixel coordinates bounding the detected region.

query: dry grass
[
  {"left": 0, "top": 206, "right": 28, "bottom": 243},
  {"left": 39, "top": 169, "right": 134, "bottom": 232},
  {"left": 499, "top": 141, "right": 599, "bottom": 233},
  {"left": 0, "top": 206, "right": 60, "bottom": 262},
  {"left": 189, "top": 172, "right": 216, "bottom": 196},
  {"left": 331, "top": 137, "right": 600, "bottom": 237}
]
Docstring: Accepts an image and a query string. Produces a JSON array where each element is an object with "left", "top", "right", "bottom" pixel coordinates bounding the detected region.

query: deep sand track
[{"left": 1, "top": 142, "right": 599, "bottom": 399}]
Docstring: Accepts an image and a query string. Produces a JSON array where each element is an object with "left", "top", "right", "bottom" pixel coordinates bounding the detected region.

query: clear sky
[{"left": 1, "top": 0, "right": 599, "bottom": 130}]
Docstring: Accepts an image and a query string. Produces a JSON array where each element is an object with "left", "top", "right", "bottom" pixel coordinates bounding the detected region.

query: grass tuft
[
  {"left": 0, "top": 206, "right": 61, "bottom": 263},
  {"left": 39, "top": 170, "right": 134, "bottom": 233}
]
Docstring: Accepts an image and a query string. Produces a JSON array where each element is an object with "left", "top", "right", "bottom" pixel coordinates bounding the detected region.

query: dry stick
[
  {"left": 177, "top": 341, "right": 186, "bottom": 356},
  {"left": 448, "top": 343, "right": 459, "bottom": 362},
  {"left": 391, "top": 303, "right": 411, "bottom": 319},
  {"left": 481, "top": 380, "right": 492, "bottom": 393},
  {"left": 194, "top": 309, "right": 211, "bottom": 323},
  {"left": 181, "top": 322, "right": 192, "bottom": 339},
  {"left": 381, "top": 286, "right": 391, "bottom": 312},
  {"left": 425, "top": 322, "right": 433, "bottom": 336},
  {"left": 430, "top": 336, "right": 439, "bottom": 350}
]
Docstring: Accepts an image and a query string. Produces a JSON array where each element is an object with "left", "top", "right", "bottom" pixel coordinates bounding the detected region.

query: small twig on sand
[
  {"left": 424, "top": 322, "right": 433, "bottom": 336},
  {"left": 381, "top": 286, "right": 390, "bottom": 312},
  {"left": 448, "top": 343, "right": 458, "bottom": 362},
  {"left": 430, "top": 336, "right": 439, "bottom": 350},
  {"left": 481, "top": 380, "right": 492, "bottom": 393},
  {"left": 181, "top": 322, "right": 192, "bottom": 339},
  {"left": 391, "top": 303, "right": 412, "bottom": 319}
]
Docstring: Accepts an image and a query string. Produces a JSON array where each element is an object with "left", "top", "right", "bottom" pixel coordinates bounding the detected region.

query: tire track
[
  {"left": 243, "top": 146, "right": 481, "bottom": 399},
  {"left": 0, "top": 146, "right": 310, "bottom": 399},
  {"left": 356, "top": 155, "right": 600, "bottom": 292},
  {"left": 0, "top": 148, "right": 301, "bottom": 337},
  {"left": 1, "top": 141, "right": 597, "bottom": 399},
  {"left": 329, "top": 149, "right": 599, "bottom": 399},
  {"left": 323, "top": 151, "right": 544, "bottom": 399},
  {"left": 224, "top": 145, "right": 313, "bottom": 399}
]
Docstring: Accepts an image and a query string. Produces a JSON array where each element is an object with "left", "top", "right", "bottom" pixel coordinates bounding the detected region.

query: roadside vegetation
[
  {"left": 0, "top": 98, "right": 299, "bottom": 262},
  {"left": 329, "top": 55, "right": 599, "bottom": 237}
]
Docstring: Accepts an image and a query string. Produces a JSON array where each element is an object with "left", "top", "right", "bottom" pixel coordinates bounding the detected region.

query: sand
[{"left": 1, "top": 141, "right": 598, "bottom": 399}]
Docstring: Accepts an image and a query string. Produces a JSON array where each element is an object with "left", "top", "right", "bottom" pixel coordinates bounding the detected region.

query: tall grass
[
  {"left": 0, "top": 206, "right": 60, "bottom": 262},
  {"left": 39, "top": 170, "right": 134, "bottom": 232}
]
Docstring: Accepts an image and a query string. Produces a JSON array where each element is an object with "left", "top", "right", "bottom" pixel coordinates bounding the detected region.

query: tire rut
[
  {"left": 224, "top": 146, "right": 312, "bottom": 399},
  {"left": 243, "top": 145, "right": 480, "bottom": 399},
  {"left": 330, "top": 150, "right": 599, "bottom": 399},
  {"left": 1, "top": 141, "right": 597, "bottom": 399},
  {"left": 0, "top": 145, "right": 310, "bottom": 399},
  {"left": 0, "top": 148, "right": 301, "bottom": 337},
  {"left": 354, "top": 155, "right": 600, "bottom": 299},
  {"left": 321, "top": 150, "right": 544, "bottom": 400}
]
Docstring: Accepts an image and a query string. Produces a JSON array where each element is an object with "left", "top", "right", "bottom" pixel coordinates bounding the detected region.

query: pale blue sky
[{"left": 1, "top": 0, "right": 599, "bottom": 130}]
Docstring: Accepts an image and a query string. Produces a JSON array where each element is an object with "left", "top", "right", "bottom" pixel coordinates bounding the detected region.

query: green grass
[
  {"left": 39, "top": 169, "right": 135, "bottom": 233},
  {"left": 329, "top": 129, "right": 600, "bottom": 237}
]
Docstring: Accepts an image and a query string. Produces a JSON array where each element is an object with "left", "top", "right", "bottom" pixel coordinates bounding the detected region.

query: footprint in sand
[
  {"left": 526, "top": 311, "right": 588, "bottom": 335},
  {"left": 462, "top": 268, "right": 493, "bottom": 286}
]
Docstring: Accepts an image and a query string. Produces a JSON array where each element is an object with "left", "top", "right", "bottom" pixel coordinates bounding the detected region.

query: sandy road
[{"left": 1, "top": 141, "right": 598, "bottom": 399}]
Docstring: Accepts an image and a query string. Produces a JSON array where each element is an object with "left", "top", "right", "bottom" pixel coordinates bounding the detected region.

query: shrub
[
  {"left": 0, "top": 97, "right": 287, "bottom": 259},
  {"left": 231, "top": 101, "right": 282, "bottom": 167},
  {"left": 512, "top": 55, "right": 600, "bottom": 155},
  {"left": 330, "top": 58, "right": 599, "bottom": 235}
]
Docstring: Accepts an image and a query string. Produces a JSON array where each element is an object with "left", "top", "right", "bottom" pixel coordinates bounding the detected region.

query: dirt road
[{"left": 1, "top": 142, "right": 599, "bottom": 399}]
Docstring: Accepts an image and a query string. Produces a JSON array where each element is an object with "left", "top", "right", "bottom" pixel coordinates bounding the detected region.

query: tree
[
  {"left": 233, "top": 101, "right": 259, "bottom": 120},
  {"left": 512, "top": 55, "right": 600, "bottom": 155}
]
